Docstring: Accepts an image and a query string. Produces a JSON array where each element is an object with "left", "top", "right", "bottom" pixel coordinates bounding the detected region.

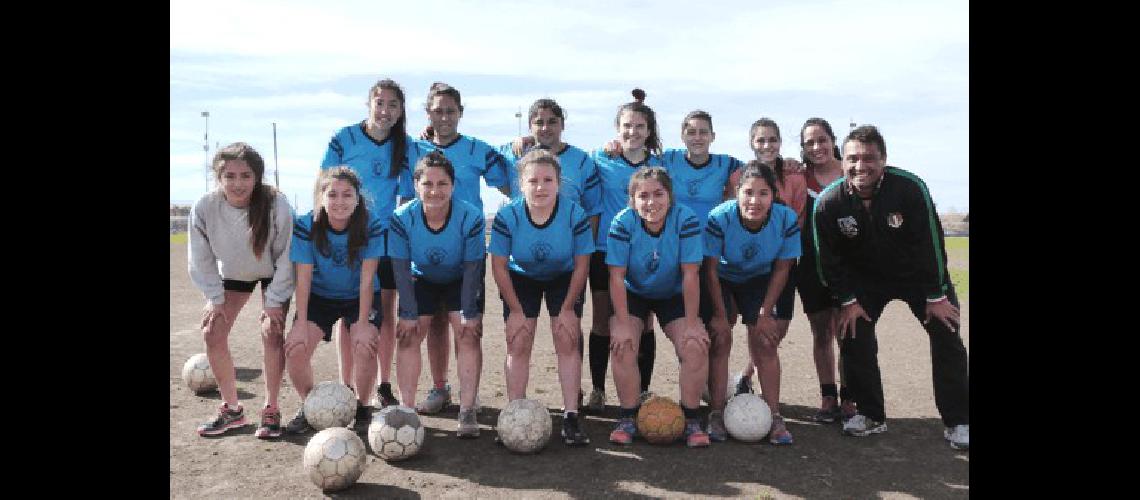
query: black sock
[
  {"left": 589, "top": 332, "right": 609, "bottom": 390},
  {"left": 821, "top": 383, "right": 839, "bottom": 399},
  {"left": 619, "top": 407, "right": 638, "bottom": 419},
  {"left": 379, "top": 382, "right": 395, "bottom": 398},
  {"left": 839, "top": 385, "right": 851, "bottom": 402},
  {"left": 637, "top": 329, "right": 655, "bottom": 391},
  {"left": 682, "top": 406, "right": 701, "bottom": 420}
]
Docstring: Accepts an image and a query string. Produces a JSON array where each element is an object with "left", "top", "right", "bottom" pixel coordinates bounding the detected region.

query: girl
[
  {"left": 389, "top": 151, "right": 487, "bottom": 438},
  {"left": 606, "top": 167, "right": 710, "bottom": 448},
  {"left": 190, "top": 142, "right": 295, "bottom": 439},
  {"left": 282, "top": 167, "right": 386, "bottom": 434},
  {"left": 703, "top": 161, "right": 801, "bottom": 444},
  {"left": 489, "top": 149, "right": 594, "bottom": 446}
]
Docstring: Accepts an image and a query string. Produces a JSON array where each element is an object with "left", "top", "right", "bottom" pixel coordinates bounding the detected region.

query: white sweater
[{"left": 188, "top": 190, "right": 295, "bottom": 307}]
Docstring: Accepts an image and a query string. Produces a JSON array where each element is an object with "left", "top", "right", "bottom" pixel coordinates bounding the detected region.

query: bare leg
[
  {"left": 259, "top": 293, "right": 289, "bottom": 408},
  {"left": 609, "top": 315, "right": 644, "bottom": 408},
  {"left": 663, "top": 319, "right": 709, "bottom": 410},
  {"left": 203, "top": 291, "right": 253, "bottom": 407},
  {"left": 504, "top": 318, "right": 539, "bottom": 401},
  {"left": 426, "top": 309, "right": 450, "bottom": 387},
  {"left": 451, "top": 313, "right": 482, "bottom": 409},
  {"left": 375, "top": 289, "right": 397, "bottom": 397},
  {"left": 335, "top": 320, "right": 352, "bottom": 387},
  {"left": 395, "top": 316, "right": 433, "bottom": 408},
  {"left": 284, "top": 321, "right": 326, "bottom": 400}
]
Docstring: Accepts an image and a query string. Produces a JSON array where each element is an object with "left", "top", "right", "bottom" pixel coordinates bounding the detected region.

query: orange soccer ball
[{"left": 636, "top": 395, "right": 685, "bottom": 444}]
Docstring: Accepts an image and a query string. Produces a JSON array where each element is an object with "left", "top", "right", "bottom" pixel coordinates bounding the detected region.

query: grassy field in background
[{"left": 170, "top": 233, "right": 187, "bottom": 245}]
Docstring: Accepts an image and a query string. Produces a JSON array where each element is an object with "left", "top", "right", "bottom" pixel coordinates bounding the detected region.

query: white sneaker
[
  {"left": 944, "top": 424, "right": 969, "bottom": 450},
  {"left": 842, "top": 414, "right": 887, "bottom": 437},
  {"left": 416, "top": 384, "right": 452, "bottom": 414}
]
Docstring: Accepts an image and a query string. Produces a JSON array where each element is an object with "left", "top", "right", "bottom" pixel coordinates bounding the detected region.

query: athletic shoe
[
  {"left": 842, "top": 414, "right": 887, "bottom": 437},
  {"left": 944, "top": 425, "right": 969, "bottom": 450},
  {"left": 638, "top": 390, "right": 654, "bottom": 405},
  {"left": 456, "top": 408, "right": 480, "bottom": 438},
  {"left": 706, "top": 411, "right": 728, "bottom": 442},
  {"left": 813, "top": 396, "right": 841, "bottom": 423},
  {"left": 352, "top": 402, "right": 371, "bottom": 433},
  {"left": 609, "top": 417, "right": 637, "bottom": 445},
  {"left": 684, "top": 419, "right": 710, "bottom": 448},
  {"left": 376, "top": 385, "right": 399, "bottom": 408},
  {"left": 285, "top": 407, "right": 312, "bottom": 435},
  {"left": 840, "top": 399, "right": 858, "bottom": 422},
  {"left": 254, "top": 406, "right": 283, "bottom": 439},
  {"left": 416, "top": 384, "right": 452, "bottom": 414},
  {"left": 584, "top": 388, "right": 606, "bottom": 413},
  {"left": 458, "top": 388, "right": 482, "bottom": 414},
  {"left": 733, "top": 373, "right": 754, "bottom": 396},
  {"left": 561, "top": 413, "right": 590, "bottom": 446},
  {"left": 768, "top": 415, "right": 794, "bottom": 445},
  {"left": 197, "top": 403, "right": 248, "bottom": 437}
]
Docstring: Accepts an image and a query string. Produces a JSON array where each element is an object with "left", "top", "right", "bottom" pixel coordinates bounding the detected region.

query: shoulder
[
  {"left": 191, "top": 191, "right": 221, "bottom": 216},
  {"left": 294, "top": 211, "right": 315, "bottom": 230},
  {"left": 771, "top": 203, "right": 795, "bottom": 221},
  {"left": 817, "top": 177, "right": 846, "bottom": 204},
  {"left": 614, "top": 206, "right": 636, "bottom": 225}
]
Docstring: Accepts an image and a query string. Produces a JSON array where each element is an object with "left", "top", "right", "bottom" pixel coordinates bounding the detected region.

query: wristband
[{"left": 926, "top": 295, "right": 947, "bottom": 304}]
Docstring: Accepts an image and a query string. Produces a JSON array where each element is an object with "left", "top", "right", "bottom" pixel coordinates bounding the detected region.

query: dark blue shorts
[
  {"left": 797, "top": 207, "right": 836, "bottom": 314},
  {"left": 377, "top": 257, "right": 396, "bottom": 290},
  {"left": 588, "top": 251, "right": 609, "bottom": 293},
  {"left": 702, "top": 271, "right": 795, "bottom": 325},
  {"left": 410, "top": 278, "right": 486, "bottom": 317},
  {"left": 501, "top": 271, "right": 584, "bottom": 320},
  {"left": 298, "top": 292, "right": 383, "bottom": 341},
  {"left": 625, "top": 291, "right": 686, "bottom": 328}
]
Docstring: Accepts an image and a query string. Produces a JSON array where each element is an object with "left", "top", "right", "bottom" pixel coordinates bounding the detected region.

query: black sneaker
[
  {"left": 376, "top": 384, "right": 400, "bottom": 408},
  {"left": 197, "top": 403, "right": 248, "bottom": 437},
  {"left": 285, "top": 407, "right": 312, "bottom": 434},
  {"left": 352, "top": 402, "right": 372, "bottom": 433},
  {"left": 561, "top": 412, "right": 590, "bottom": 446}
]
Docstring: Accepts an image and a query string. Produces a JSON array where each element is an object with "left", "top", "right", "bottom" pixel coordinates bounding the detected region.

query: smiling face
[
  {"left": 368, "top": 87, "right": 403, "bottom": 135},
  {"left": 842, "top": 140, "right": 887, "bottom": 196},
  {"left": 321, "top": 178, "right": 359, "bottom": 227},
  {"left": 682, "top": 118, "right": 714, "bottom": 157},
  {"left": 520, "top": 161, "right": 560, "bottom": 211},
  {"left": 529, "top": 107, "right": 564, "bottom": 148},
  {"left": 736, "top": 176, "right": 774, "bottom": 222},
  {"left": 415, "top": 166, "right": 454, "bottom": 211},
  {"left": 630, "top": 178, "right": 670, "bottom": 227},
  {"left": 802, "top": 125, "right": 835, "bottom": 166},
  {"left": 218, "top": 159, "right": 257, "bottom": 208},
  {"left": 618, "top": 109, "right": 649, "bottom": 152},
  {"left": 751, "top": 125, "right": 782, "bottom": 165},
  {"left": 427, "top": 94, "right": 462, "bottom": 143}
]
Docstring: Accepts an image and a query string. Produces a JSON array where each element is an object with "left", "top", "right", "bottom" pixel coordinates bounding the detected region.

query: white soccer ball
[
  {"left": 303, "top": 381, "right": 357, "bottom": 430},
  {"left": 302, "top": 427, "right": 368, "bottom": 491},
  {"left": 495, "top": 398, "right": 552, "bottom": 454},
  {"left": 181, "top": 353, "right": 217, "bottom": 393},
  {"left": 368, "top": 405, "right": 425, "bottom": 461},
  {"left": 724, "top": 393, "right": 773, "bottom": 442}
]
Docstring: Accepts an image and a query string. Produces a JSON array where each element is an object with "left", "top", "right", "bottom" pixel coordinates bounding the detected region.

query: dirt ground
[{"left": 169, "top": 240, "right": 969, "bottom": 499}]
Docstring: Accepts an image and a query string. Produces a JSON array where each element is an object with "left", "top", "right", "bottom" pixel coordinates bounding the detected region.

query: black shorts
[
  {"left": 625, "top": 291, "right": 687, "bottom": 328},
  {"left": 377, "top": 257, "right": 396, "bottom": 290},
  {"left": 409, "top": 278, "right": 486, "bottom": 317},
  {"left": 299, "top": 292, "right": 383, "bottom": 341},
  {"left": 222, "top": 278, "right": 271, "bottom": 293},
  {"left": 702, "top": 272, "right": 795, "bottom": 325},
  {"left": 588, "top": 251, "right": 609, "bottom": 293},
  {"left": 797, "top": 252, "right": 836, "bottom": 314},
  {"left": 501, "top": 271, "right": 584, "bottom": 320}
]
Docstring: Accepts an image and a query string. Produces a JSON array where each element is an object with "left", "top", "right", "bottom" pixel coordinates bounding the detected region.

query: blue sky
[{"left": 170, "top": 0, "right": 968, "bottom": 214}]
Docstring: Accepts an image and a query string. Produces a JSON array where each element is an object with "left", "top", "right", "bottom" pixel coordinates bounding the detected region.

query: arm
[
  {"left": 264, "top": 197, "right": 296, "bottom": 309},
  {"left": 680, "top": 263, "right": 702, "bottom": 326},
  {"left": 459, "top": 259, "right": 484, "bottom": 321},
  {"left": 703, "top": 257, "right": 731, "bottom": 338},
  {"left": 492, "top": 255, "right": 524, "bottom": 315},
  {"left": 187, "top": 199, "right": 225, "bottom": 306},
  {"left": 812, "top": 195, "right": 855, "bottom": 306},
  {"left": 283, "top": 263, "right": 314, "bottom": 359},
  {"left": 391, "top": 258, "right": 419, "bottom": 320}
]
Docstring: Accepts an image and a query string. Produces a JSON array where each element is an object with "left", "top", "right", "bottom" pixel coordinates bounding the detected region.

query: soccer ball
[
  {"left": 636, "top": 395, "right": 685, "bottom": 444},
  {"left": 368, "top": 405, "right": 425, "bottom": 461},
  {"left": 724, "top": 393, "right": 772, "bottom": 442},
  {"left": 181, "top": 353, "right": 217, "bottom": 393},
  {"left": 303, "top": 381, "right": 357, "bottom": 430},
  {"left": 495, "top": 398, "right": 552, "bottom": 454},
  {"left": 701, "top": 376, "right": 749, "bottom": 405},
  {"left": 302, "top": 427, "right": 367, "bottom": 491}
]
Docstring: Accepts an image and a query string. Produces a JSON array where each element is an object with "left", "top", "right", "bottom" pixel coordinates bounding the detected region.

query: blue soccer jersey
[
  {"left": 606, "top": 204, "right": 703, "bottom": 299},
  {"left": 320, "top": 123, "right": 415, "bottom": 229},
  {"left": 703, "top": 200, "right": 802, "bottom": 283},
  {"left": 290, "top": 211, "right": 386, "bottom": 300},
  {"left": 388, "top": 198, "right": 486, "bottom": 284},
  {"left": 661, "top": 149, "right": 743, "bottom": 227},
  {"left": 489, "top": 194, "right": 594, "bottom": 281},
  {"left": 593, "top": 150, "right": 665, "bottom": 247},
  {"left": 408, "top": 135, "right": 509, "bottom": 214},
  {"left": 499, "top": 143, "right": 602, "bottom": 217}
]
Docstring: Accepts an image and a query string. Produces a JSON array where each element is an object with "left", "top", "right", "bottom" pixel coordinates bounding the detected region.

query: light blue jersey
[
  {"left": 388, "top": 199, "right": 486, "bottom": 284},
  {"left": 606, "top": 204, "right": 703, "bottom": 299},
  {"left": 593, "top": 150, "right": 665, "bottom": 248},
  {"left": 660, "top": 149, "right": 743, "bottom": 227},
  {"left": 320, "top": 123, "right": 415, "bottom": 229},
  {"left": 703, "top": 200, "right": 801, "bottom": 283},
  {"left": 409, "top": 135, "right": 508, "bottom": 214},
  {"left": 489, "top": 194, "right": 594, "bottom": 281},
  {"left": 290, "top": 211, "right": 386, "bottom": 300},
  {"left": 499, "top": 143, "right": 602, "bottom": 217}
]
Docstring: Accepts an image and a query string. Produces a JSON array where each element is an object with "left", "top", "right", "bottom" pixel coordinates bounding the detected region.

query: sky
[{"left": 170, "top": 0, "right": 968, "bottom": 215}]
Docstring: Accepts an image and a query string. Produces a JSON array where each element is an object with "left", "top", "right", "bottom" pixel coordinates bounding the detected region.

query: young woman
[
  {"left": 489, "top": 149, "right": 594, "bottom": 445},
  {"left": 703, "top": 161, "right": 801, "bottom": 444},
  {"left": 190, "top": 142, "right": 295, "bottom": 439},
  {"left": 319, "top": 78, "right": 415, "bottom": 411},
  {"left": 408, "top": 82, "right": 508, "bottom": 415},
  {"left": 606, "top": 166, "right": 710, "bottom": 448},
  {"left": 282, "top": 167, "right": 386, "bottom": 435},
  {"left": 388, "top": 151, "right": 487, "bottom": 438},
  {"left": 584, "top": 89, "right": 665, "bottom": 413}
]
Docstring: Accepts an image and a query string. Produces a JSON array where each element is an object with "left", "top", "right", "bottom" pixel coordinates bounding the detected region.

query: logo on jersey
[
  {"left": 687, "top": 179, "right": 702, "bottom": 196},
  {"left": 887, "top": 212, "right": 904, "bottom": 228},
  {"left": 426, "top": 247, "right": 448, "bottom": 265},
  {"left": 644, "top": 251, "right": 661, "bottom": 274},
  {"left": 531, "top": 242, "right": 553, "bottom": 262},
  {"left": 331, "top": 245, "right": 349, "bottom": 266},
  {"left": 372, "top": 158, "right": 386, "bottom": 176},
  {"left": 743, "top": 242, "right": 759, "bottom": 261},
  {"left": 838, "top": 216, "right": 859, "bottom": 238}
]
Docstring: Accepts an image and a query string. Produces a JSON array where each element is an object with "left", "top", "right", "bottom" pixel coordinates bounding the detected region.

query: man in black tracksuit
[{"left": 812, "top": 125, "right": 969, "bottom": 450}]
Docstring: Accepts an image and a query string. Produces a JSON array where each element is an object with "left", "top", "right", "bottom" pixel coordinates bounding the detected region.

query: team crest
[
  {"left": 838, "top": 216, "right": 859, "bottom": 238},
  {"left": 531, "top": 242, "right": 553, "bottom": 262},
  {"left": 331, "top": 246, "right": 349, "bottom": 266},
  {"left": 742, "top": 243, "right": 759, "bottom": 261},
  {"left": 644, "top": 251, "right": 661, "bottom": 274},
  {"left": 887, "top": 212, "right": 904, "bottom": 228},
  {"left": 687, "top": 179, "right": 702, "bottom": 196},
  {"left": 426, "top": 247, "right": 447, "bottom": 265},
  {"left": 372, "top": 158, "right": 386, "bottom": 176}
]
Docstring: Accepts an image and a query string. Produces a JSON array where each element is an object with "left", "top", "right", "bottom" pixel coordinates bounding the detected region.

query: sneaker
[
  {"left": 684, "top": 419, "right": 711, "bottom": 448},
  {"left": 840, "top": 399, "right": 858, "bottom": 422},
  {"left": 706, "top": 411, "right": 728, "bottom": 442},
  {"left": 842, "top": 414, "right": 887, "bottom": 437},
  {"left": 352, "top": 402, "right": 371, "bottom": 433},
  {"left": 561, "top": 413, "right": 590, "bottom": 446},
  {"left": 768, "top": 415, "right": 794, "bottom": 445},
  {"left": 813, "top": 396, "right": 841, "bottom": 423},
  {"left": 458, "top": 388, "right": 482, "bottom": 414},
  {"left": 584, "top": 388, "right": 605, "bottom": 413},
  {"left": 944, "top": 424, "right": 969, "bottom": 450},
  {"left": 609, "top": 417, "right": 637, "bottom": 445},
  {"left": 638, "top": 390, "right": 654, "bottom": 405},
  {"left": 254, "top": 406, "right": 283, "bottom": 439},
  {"left": 376, "top": 385, "right": 399, "bottom": 408},
  {"left": 416, "top": 384, "right": 452, "bottom": 414},
  {"left": 285, "top": 407, "right": 312, "bottom": 434},
  {"left": 733, "top": 373, "right": 754, "bottom": 396},
  {"left": 456, "top": 408, "right": 480, "bottom": 438},
  {"left": 197, "top": 403, "right": 248, "bottom": 437}
]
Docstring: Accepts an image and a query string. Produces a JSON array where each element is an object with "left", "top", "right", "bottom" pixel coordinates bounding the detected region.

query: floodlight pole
[
  {"left": 202, "top": 111, "right": 210, "bottom": 192},
  {"left": 272, "top": 122, "right": 280, "bottom": 188},
  {"left": 515, "top": 107, "right": 522, "bottom": 137}
]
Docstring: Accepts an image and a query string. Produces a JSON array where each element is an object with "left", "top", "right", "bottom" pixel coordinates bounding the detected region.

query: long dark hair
[
  {"left": 311, "top": 167, "right": 369, "bottom": 268},
  {"left": 749, "top": 118, "right": 786, "bottom": 186},
  {"left": 627, "top": 165, "right": 674, "bottom": 208},
  {"left": 212, "top": 142, "right": 277, "bottom": 260},
  {"left": 738, "top": 160, "right": 783, "bottom": 205},
  {"left": 799, "top": 117, "right": 842, "bottom": 166},
  {"left": 369, "top": 78, "right": 408, "bottom": 178},
  {"left": 614, "top": 88, "right": 662, "bottom": 156}
]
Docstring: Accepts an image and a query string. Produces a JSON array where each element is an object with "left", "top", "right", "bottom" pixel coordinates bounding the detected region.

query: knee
[
  {"left": 261, "top": 329, "right": 284, "bottom": 349},
  {"left": 680, "top": 341, "right": 709, "bottom": 365},
  {"left": 202, "top": 325, "right": 228, "bottom": 348},
  {"left": 710, "top": 331, "right": 732, "bottom": 356}
]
